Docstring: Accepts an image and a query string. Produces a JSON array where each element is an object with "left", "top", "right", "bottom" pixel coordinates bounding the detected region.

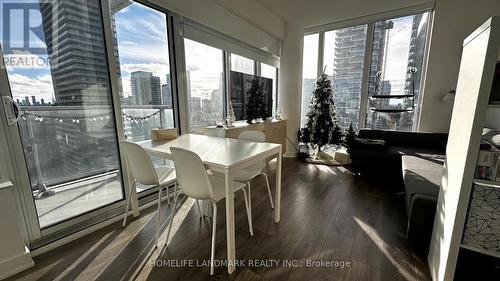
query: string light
[{"left": 19, "top": 110, "right": 161, "bottom": 124}]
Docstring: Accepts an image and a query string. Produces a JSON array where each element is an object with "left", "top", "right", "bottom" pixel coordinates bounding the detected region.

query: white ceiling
[{"left": 216, "top": 0, "right": 434, "bottom": 38}]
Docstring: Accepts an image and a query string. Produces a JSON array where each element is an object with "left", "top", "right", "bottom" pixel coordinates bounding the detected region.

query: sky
[{"left": 2, "top": 1, "right": 174, "bottom": 102}]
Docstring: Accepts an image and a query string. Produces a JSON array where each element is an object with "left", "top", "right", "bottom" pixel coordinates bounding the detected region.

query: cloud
[
  {"left": 116, "top": 43, "right": 169, "bottom": 64},
  {"left": 120, "top": 63, "right": 169, "bottom": 78},
  {"left": 8, "top": 73, "right": 55, "bottom": 102},
  {"left": 121, "top": 41, "right": 137, "bottom": 46}
]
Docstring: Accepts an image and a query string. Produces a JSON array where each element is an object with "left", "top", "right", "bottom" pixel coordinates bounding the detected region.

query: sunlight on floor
[
  {"left": 134, "top": 197, "right": 196, "bottom": 280},
  {"left": 57, "top": 232, "right": 115, "bottom": 280},
  {"left": 354, "top": 217, "right": 414, "bottom": 281},
  {"left": 315, "top": 164, "right": 338, "bottom": 175}
]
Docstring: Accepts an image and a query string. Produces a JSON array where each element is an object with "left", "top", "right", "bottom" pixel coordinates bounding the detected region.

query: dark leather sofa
[{"left": 350, "top": 129, "right": 448, "bottom": 255}]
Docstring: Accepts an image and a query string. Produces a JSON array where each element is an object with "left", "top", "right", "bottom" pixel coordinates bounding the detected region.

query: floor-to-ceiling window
[
  {"left": 1, "top": 0, "right": 124, "bottom": 228},
  {"left": 110, "top": 0, "right": 176, "bottom": 192},
  {"left": 300, "top": 10, "right": 432, "bottom": 132},
  {"left": 301, "top": 34, "right": 319, "bottom": 127},
  {"left": 366, "top": 13, "right": 430, "bottom": 131},
  {"left": 184, "top": 39, "right": 225, "bottom": 133},
  {"left": 111, "top": 0, "right": 175, "bottom": 142}
]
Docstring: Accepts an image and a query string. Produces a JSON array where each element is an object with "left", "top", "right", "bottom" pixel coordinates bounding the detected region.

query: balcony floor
[{"left": 35, "top": 172, "right": 123, "bottom": 228}]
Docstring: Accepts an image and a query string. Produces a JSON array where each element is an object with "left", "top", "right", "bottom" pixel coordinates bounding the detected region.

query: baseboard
[
  {"left": 284, "top": 152, "right": 297, "bottom": 158},
  {"left": 0, "top": 247, "right": 34, "bottom": 280}
]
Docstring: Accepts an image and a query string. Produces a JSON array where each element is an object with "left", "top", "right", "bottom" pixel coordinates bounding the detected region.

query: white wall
[
  {"left": 279, "top": 21, "right": 304, "bottom": 156},
  {"left": 151, "top": 0, "right": 281, "bottom": 57},
  {"left": 214, "top": 0, "right": 286, "bottom": 39},
  {"left": 419, "top": 0, "right": 500, "bottom": 133}
]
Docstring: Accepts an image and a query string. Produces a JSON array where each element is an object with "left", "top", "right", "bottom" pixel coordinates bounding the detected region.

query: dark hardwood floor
[{"left": 8, "top": 158, "right": 431, "bottom": 281}]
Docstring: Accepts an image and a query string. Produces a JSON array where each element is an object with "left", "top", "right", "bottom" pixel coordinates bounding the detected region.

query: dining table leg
[
  {"left": 275, "top": 148, "right": 282, "bottom": 223},
  {"left": 224, "top": 168, "right": 236, "bottom": 274}
]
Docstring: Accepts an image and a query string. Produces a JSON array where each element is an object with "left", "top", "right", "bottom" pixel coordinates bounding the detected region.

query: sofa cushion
[
  {"left": 402, "top": 156, "right": 443, "bottom": 195},
  {"left": 357, "top": 129, "right": 448, "bottom": 151},
  {"left": 352, "top": 137, "right": 386, "bottom": 151},
  {"left": 387, "top": 146, "right": 445, "bottom": 161},
  {"left": 402, "top": 155, "right": 443, "bottom": 211}
]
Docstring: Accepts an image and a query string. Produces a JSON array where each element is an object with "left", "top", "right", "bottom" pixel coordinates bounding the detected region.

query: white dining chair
[
  {"left": 121, "top": 141, "right": 197, "bottom": 247},
  {"left": 236, "top": 130, "right": 275, "bottom": 210},
  {"left": 166, "top": 147, "right": 253, "bottom": 275}
]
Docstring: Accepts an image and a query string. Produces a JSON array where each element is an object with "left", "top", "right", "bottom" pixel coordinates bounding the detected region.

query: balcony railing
[{"left": 18, "top": 105, "right": 174, "bottom": 190}]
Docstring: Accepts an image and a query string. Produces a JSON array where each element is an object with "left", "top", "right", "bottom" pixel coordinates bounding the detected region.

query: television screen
[
  {"left": 230, "top": 71, "right": 273, "bottom": 121},
  {"left": 490, "top": 62, "right": 500, "bottom": 103}
]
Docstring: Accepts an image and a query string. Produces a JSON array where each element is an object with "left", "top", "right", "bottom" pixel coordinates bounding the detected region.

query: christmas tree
[
  {"left": 343, "top": 122, "right": 357, "bottom": 153},
  {"left": 246, "top": 78, "right": 267, "bottom": 123},
  {"left": 303, "top": 73, "right": 343, "bottom": 149}
]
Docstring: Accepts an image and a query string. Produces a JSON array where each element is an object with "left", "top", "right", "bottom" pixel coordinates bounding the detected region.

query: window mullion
[
  {"left": 317, "top": 32, "right": 325, "bottom": 76},
  {"left": 358, "top": 23, "right": 374, "bottom": 129},
  {"left": 167, "top": 13, "right": 181, "bottom": 135},
  {"left": 224, "top": 51, "right": 231, "bottom": 118},
  {"left": 172, "top": 15, "right": 190, "bottom": 135}
]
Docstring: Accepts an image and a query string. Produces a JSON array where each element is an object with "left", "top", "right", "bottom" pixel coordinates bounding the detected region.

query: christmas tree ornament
[{"left": 301, "top": 72, "right": 343, "bottom": 160}]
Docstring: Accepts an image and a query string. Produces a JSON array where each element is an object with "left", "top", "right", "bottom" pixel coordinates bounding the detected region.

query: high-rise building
[
  {"left": 152, "top": 76, "right": 162, "bottom": 105},
  {"left": 162, "top": 75, "right": 173, "bottom": 108},
  {"left": 130, "top": 71, "right": 161, "bottom": 105},
  {"left": 332, "top": 23, "right": 387, "bottom": 130},
  {"left": 162, "top": 84, "right": 172, "bottom": 108},
  {"left": 39, "top": 0, "right": 119, "bottom": 182},
  {"left": 40, "top": 0, "right": 112, "bottom": 106},
  {"left": 401, "top": 13, "right": 429, "bottom": 131}
]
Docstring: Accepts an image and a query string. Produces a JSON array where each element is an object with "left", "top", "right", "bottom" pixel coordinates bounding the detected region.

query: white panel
[
  {"left": 0, "top": 182, "right": 34, "bottom": 279},
  {"left": 0, "top": 109, "right": 10, "bottom": 181},
  {"left": 428, "top": 18, "right": 500, "bottom": 281}
]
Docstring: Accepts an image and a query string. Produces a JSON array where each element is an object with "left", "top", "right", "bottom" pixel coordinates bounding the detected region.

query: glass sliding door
[
  {"left": 110, "top": 0, "right": 176, "bottom": 192},
  {"left": 184, "top": 39, "right": 225, "bottom": 133},
  {"left": 0, "top": 0, "right": 124, "bottom": 228}
]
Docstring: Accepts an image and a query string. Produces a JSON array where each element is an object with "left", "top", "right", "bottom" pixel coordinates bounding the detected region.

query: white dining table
[{"left": 136, "top": 134, "right": 282, "bottom": 274}]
